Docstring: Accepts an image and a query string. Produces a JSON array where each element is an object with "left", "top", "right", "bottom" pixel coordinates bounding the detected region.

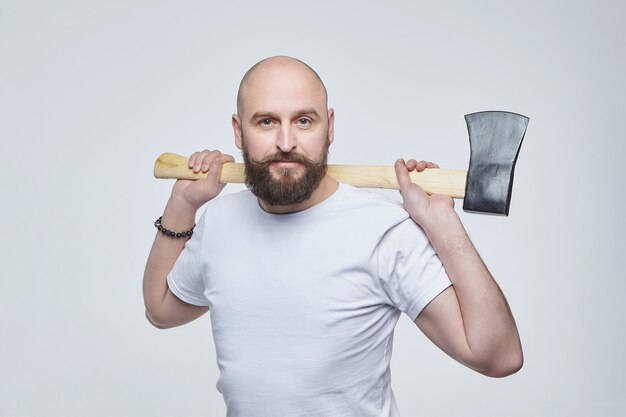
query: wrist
[
  {"left": 408, "top": 194, "right": 455, "bottom": 224},
  {"left": 417, "top": 205, "right": 461, "bottom": 237},
  {"left": 168, "top": 191, "right": 202, "bottom": 212},
  {"left": 154, "top": 216, "right": 195, "bottom": 238},
  {"left": 161, "top": 194, "right": 198, "bottom": 229}
]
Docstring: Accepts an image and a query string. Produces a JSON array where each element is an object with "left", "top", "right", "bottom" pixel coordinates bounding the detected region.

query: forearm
[
  {"left": 421, "top": 207, "right": 522, "bottom": 372},
  {"left": 142, "top": 195, "right": 197, "bottom": 320}
]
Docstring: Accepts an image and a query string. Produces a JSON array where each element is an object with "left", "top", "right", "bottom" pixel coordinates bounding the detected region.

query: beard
[{"left": 242, "top": 137, "right": 330, "bottom": 207}]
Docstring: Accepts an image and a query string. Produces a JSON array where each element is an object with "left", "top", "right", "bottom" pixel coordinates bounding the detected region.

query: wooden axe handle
[{"left": 154, "top": 153, "right": 467, "bottom": 198}]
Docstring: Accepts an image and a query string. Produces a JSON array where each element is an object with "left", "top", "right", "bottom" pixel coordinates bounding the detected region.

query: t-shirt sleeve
[
  {"left": 376, "top": 217, "right": 452, "bottom": 321},
  {"left": 166, "top": 210, "right": 211, "bottom": 307}
]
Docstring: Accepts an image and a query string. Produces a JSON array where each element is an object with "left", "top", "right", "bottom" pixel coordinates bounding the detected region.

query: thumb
[{"left": 394, "top": 159, "right": 412, "bottom": 192}]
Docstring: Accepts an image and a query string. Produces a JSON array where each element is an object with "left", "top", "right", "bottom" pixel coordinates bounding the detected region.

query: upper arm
[
  {"left": 147, "top": 288, "right": 209, "bottom": 329},
  {"left": 414, "top": 286, "right": 481, "bottom": 372}
]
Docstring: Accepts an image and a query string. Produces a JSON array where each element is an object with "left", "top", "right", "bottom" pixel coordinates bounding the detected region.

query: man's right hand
[
  {"left": 143, "top": 149, "right": 234, "bottom": 329},
  {"left": 171, "top": 149, "right": 235, "bottom": 211}
]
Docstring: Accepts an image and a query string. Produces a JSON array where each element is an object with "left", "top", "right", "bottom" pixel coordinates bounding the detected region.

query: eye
[
  {"left": 259, "top": 118, "right": 273, "bottom": 126},
  {"left": 297, "top": 118, "right": 311, "bottom": 126}
]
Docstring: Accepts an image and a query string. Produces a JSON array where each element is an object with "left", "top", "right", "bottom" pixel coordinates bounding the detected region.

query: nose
[{"left": 276, "top": 125, "right": 296, "bottom": 153}]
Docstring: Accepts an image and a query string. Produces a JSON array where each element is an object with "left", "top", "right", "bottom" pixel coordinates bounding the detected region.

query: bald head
[{"left": 236, "top": 56, "right": 328, "bottom": 117}]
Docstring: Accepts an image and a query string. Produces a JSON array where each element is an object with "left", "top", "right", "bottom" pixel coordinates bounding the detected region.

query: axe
[{"left": 154, "top": 111, "right": 529, "bottom": 215}]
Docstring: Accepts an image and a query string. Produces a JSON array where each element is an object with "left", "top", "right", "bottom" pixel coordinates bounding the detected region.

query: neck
[{"left": 258, "top": 176, "right": 339, "bottom": 214}]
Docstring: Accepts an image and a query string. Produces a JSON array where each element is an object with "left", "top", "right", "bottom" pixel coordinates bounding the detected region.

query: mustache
[{"left": 252, "top": 152, "right": 317, "bottom": 166}]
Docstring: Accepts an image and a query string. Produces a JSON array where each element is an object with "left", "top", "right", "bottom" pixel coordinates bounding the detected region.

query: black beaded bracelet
[{"left": 154, "top": 216, "right": 195, "bottom": 238}]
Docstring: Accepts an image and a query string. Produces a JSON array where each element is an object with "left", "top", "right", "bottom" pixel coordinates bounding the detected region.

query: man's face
[
  {"left": 242, "top": 135, "right": 330, "bottom": 206},
  {"left": 233, "top": 59, "right": 335, "bottom": 206}
]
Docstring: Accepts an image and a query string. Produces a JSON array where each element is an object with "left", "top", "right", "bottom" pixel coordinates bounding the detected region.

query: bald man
[{"left": 143, "top": 56, "right": 523, "bottom": 417}]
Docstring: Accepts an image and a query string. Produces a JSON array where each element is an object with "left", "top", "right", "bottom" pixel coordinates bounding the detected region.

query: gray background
[{"left": 1, "top": 1, "right": 624, "bottom": 416}]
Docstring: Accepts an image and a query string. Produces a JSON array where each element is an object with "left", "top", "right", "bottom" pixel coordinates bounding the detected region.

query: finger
[
  {"left": 208, "top": 157, "right": 223, "bottom": 182},
  {"left": 191, "top": 149, "right": 211, "bottom": 172},
  {"left": 405, "top": 159, "right": 418, "bottom": 171},
  {"left": 394, "top": 159, "right": 413, "bottom": 191},
  {"left": 221, "top": 153, "right": 235, "bottom": 164},
  {"left": 188, "top": 152, "right": 201, "bottom": 169},
  {"left": 201, "top": 150, "right": 221, "bottom": 172},
  {"left": 415, "top": 160, "right": 428, "bottom": 172},
  {"left": 426, "top": 161, "right": 440, "bottom": 169}
]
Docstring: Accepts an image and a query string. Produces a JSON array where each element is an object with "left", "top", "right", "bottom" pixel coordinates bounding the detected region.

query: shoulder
[
  {"left": 204, "top": 189, "right": 256, "bottom": 211},
  {"left": 335, "top": 183, "right": 409, "bottom": 220},
  {"left": 318, "top": 184, "right": 411, "bottom": 236},
  {"left": 335, "top": 186, "right": 431, "bottom": 250},
  {"left": 197, "top": 189, "right": 257, "bottom": 226}
]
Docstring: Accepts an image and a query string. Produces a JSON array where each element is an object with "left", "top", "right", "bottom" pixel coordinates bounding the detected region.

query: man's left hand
[{"left": 394, "top": 158, "right": 454, "bottom": 226}]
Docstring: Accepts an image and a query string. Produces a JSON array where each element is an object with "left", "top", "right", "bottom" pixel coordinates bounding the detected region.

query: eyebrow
[{"left": 249, "top": 108, "right": 321, "bottom": 122}]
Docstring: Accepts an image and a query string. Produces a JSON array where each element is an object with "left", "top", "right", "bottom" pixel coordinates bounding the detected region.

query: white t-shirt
[{"left": 168, "top": 183, "right": 451, "bottom": 417}]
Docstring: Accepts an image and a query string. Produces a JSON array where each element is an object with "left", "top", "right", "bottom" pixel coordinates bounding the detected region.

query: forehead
[{"left": 240, "top": 63, "right": 327, "bottom": 116}]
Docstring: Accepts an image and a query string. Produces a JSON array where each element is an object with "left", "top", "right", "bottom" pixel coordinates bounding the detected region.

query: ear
[
  {"left": 327, "top": 108, "right": 335, "bottom": 145},
  {"left": 232, "top": 114, "right": 243, "bottom": 150}
]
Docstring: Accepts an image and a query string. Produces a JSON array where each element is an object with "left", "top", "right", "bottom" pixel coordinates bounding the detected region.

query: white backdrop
[{"left": 1, "top": 1, "right": 625, "bottom": 416}]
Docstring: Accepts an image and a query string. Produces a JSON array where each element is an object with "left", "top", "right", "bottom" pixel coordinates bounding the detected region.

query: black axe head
[{"left": 463, "top": 111, "right": 529, "bottom": 215}]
